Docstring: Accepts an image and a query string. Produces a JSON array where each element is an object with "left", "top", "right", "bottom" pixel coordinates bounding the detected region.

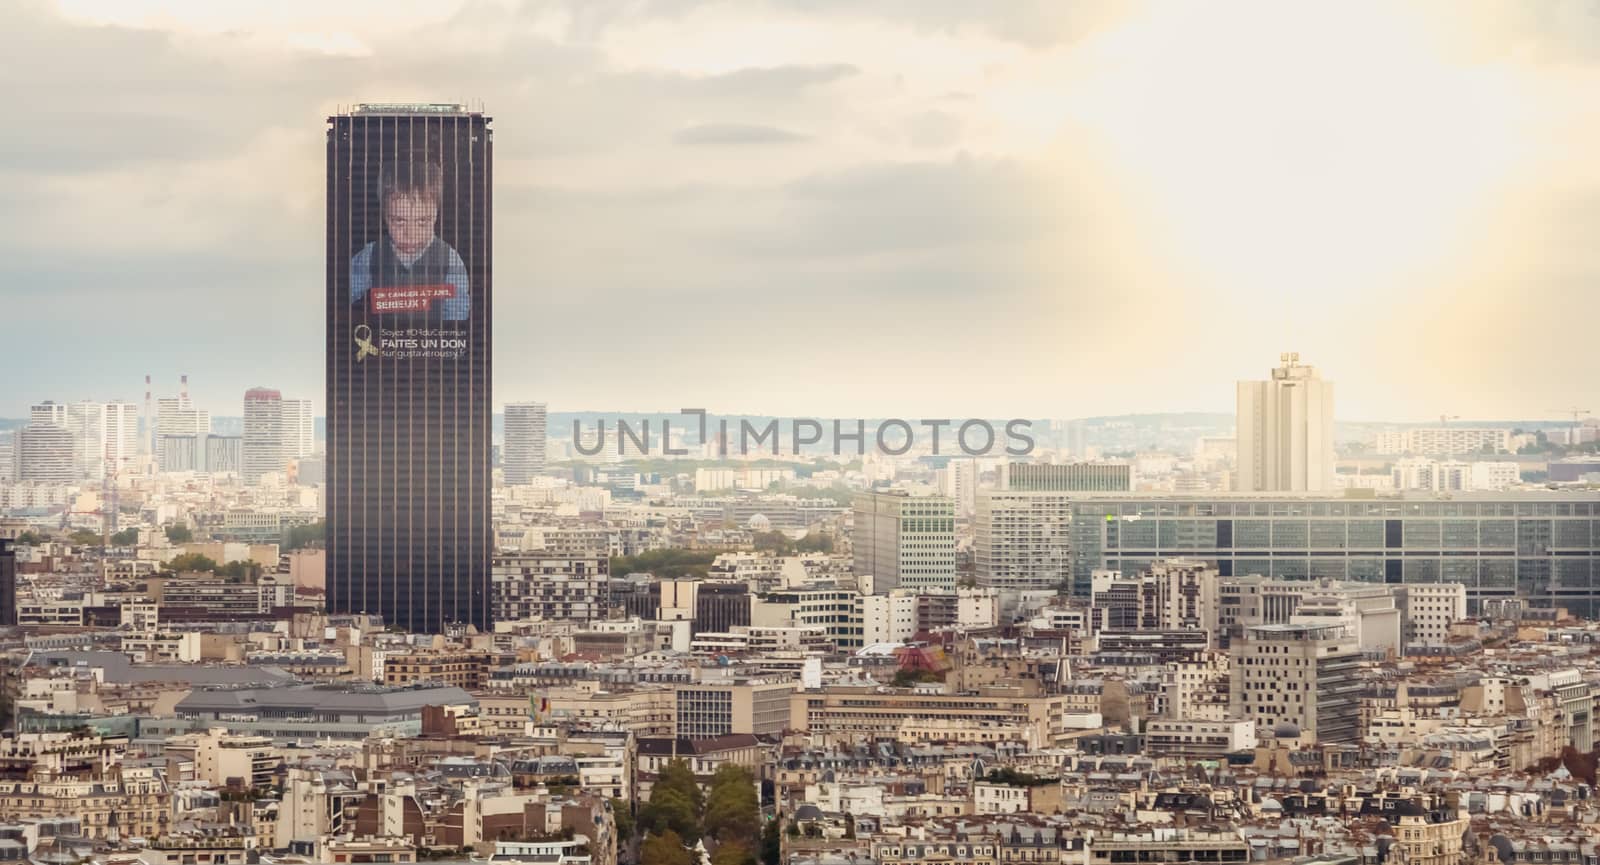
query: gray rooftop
[
  {"left": 177, "top": 683, "right": 476, "bottom": 716},
  {"left": 31, "top": 651, "right": 296, "bottom": 686}
]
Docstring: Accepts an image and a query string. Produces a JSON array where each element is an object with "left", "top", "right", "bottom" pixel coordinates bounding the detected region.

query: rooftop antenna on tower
[{"left": 180, "top": 374, "right": 190, "bottom": 404}]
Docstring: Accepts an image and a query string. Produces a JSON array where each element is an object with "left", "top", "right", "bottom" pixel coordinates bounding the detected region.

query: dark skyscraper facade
[{"left": 326, "top": 104, "right": 492, "bottom": 633}]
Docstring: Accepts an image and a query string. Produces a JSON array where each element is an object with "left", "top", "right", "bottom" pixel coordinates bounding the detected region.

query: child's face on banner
[{"left": 386, "top": 192, "right": 438, "bottom": 256}]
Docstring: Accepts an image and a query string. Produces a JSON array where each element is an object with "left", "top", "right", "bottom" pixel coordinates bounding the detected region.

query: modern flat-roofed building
[
  {"left": 975, "top": 490, "right": 1074, "bottom": 594},
  {"left": 490, "top": 551, "right": 609, "bottom": 623},
  {"left": 1069, "top": 492, "right": 1600, "bottom": 615},
  {"left": 1230, "top": 622, "right": 1360, "bottom": 743},
  {"left": 153, "top": 683, "right": 477, "bottom": 741},
  {"left": 503, "top": 401, "right": 548, "bottom": 484},
  {"left": 674, "top": 677, "right": 795, "bottom": 739},
  {"left": 853, "top": 491, "right": 955, "bottom": 594}
]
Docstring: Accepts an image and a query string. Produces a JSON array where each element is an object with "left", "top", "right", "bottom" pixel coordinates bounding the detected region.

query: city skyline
[
  {"left": 5, "top": 1, "right": 1599, "bottom": 420},
  {"left": 4, "top": 4, "right": 1600, "bottom": 862}
]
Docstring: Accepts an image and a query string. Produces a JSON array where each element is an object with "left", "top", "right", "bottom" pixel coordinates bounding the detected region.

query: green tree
[
  {"left": 612, "top": 798, "right": 636, "bottom": 858},
  {"left": 794, "top": 533, "right": 833, "bottom": 554},
  {"left": 15, "top": 531, "right": 44, "bottom": 546},
  {"left": 703, "top": 765, "right": 760, "bottom": 850},
  {"left": 68, "top": 529, "right": 102, "bottom": 546},
  {"left": 165, "top": 552, "right": 218, "bottom": 573},
  {"left": 217, "top": 560, "right": 260, "bottom": 578},
  {"left": 165, "top": 523, "right": 194, "bottom": 543},
  {"left": 611, "top": 550, "right": 718, "bottom": 580},
  {"left": 760, "top": 817, "right": 781, "bottom": 865},
  {"left": 110, "top": 528, "right": 140, "bottom": 546},
  {"left": 641, "top": 831, "right": 694, "bottom": 865},
  {"left": 286, "top": 520, "right": 325, "bottom": 551},
  {"left": 752, "top": 532, "right": 795, "bottom": 555},
  {"left": 711, "top": 841, "right": 753, "bottom": 865},
  {"left": 642, "top": 760, "right": 703, "bottom": 844}
]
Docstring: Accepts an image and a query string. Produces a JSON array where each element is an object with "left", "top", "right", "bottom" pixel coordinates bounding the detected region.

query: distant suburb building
[{"left": 999, "top": 461, "right": 1131, "bottom": 492}]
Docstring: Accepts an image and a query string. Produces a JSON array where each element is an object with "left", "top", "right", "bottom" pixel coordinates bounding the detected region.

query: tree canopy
[
  {"left": 164, "top": 552, "right": 218, "bottom": 574},
  {"left": 165, "top": 523, "right": 194, "bottom": 543},
  {"left": 286, "top": 520, "right": 325, "bottom": 550},
  {"left": 641, "top": 830, "right": 694, "bottom": 865},
  {"left": 611, "top": 550, "right": 718, "bottom": 580},
  {"left": 642, "top": 759, "right": 703, "bottom": 844},
  {"left": 703, "top": 764, "right": 761, "bottom": 852}
]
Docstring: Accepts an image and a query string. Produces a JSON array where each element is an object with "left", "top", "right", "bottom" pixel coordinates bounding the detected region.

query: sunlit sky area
[{"left": 5, "top": 0, "right": 1598, "bottom": 420}]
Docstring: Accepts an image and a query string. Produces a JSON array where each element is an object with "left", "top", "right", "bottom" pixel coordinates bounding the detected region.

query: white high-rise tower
[
  {"left": 280, "top": 399, "right": 316, "bottom": 459},
  {"left": 503, "top": 402, "right": 548, "bottom": 485},
  {"left": 1236, "top": 353, "right": 1335, "bottom": 492},
  {"left": 242, "top": 387, "right": 284, "bottom": 485}
]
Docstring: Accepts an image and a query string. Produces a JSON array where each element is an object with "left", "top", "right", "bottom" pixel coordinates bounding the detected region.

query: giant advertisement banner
[{"left": 345, "top": 134, "right": 480, "bottom": 362}]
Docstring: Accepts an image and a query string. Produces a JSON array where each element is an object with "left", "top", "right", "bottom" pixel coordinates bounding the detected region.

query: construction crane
[{"left": 1547, "top": 407, "right": 1592, "bottom": 447}]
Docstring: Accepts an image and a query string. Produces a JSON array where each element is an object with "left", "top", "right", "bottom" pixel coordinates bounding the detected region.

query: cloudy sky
[{"left": 4, "top": 0, "right": 1598, "bottom": 422}]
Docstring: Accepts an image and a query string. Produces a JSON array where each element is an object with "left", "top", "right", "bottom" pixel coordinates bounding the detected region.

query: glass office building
[
  {"left": 325, "top": 104, "right": 493, "bottom": 633},
  {"left": 1069, "top": 492, "right": 1600, "bottom": 616}
]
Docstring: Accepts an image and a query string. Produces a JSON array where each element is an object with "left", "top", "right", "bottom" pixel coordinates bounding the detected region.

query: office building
[
  {"left": 280, "top": 398, "right": 315, "bottom": 459},
  {"left": 853, "top": 491, "right": 956, "bottom": 594},
  {"left": 1395, "top": 583, "right": 1467, "bottom": 647},
  {"left": 673, "top": 678, "right": 795, "bottom": 739},
  {"left": 938, "top": 457, "right": 978, "bottom": 520},
  {"left": 205, "top": 435, "right": 243, "bottom": 475},
  {"left": 1000, "top": 461, "right": 1131, "bottom": 492},
  {"left": 1089, "top": 559, "right": 1221, "bottom": 639},
  {"left": 491, "top": 551, "right": 609, "bottom": 623},
  {"left": 58, "top": 400, "right": 138, "bottom": 480},
  {"left": 1229, "top": 622, "right": 1360, "bottom": 743},
  {"left": 241, "top": 387, "right": 283, "bottom": 485},
  {"left": 29, "top": 401, "right": 67, "bottom": 428},
  {"left": 14, "top": 424, "right": 75, "bottom": 483},
  {"left": 752, "top": 586, "right": 857, "bottom": 648},
  {"left": 65, "top": 401, "right": 108, "bottom": 480},
  {"left": 104, "top": 401, "right": 140, "bottom": 474},
  {"left": 326, "top": 104, "right": 493, "bottom": 634},
  {"left": 855, "top": 591, "right": 919, "bottom": 646},
  {"left": 1069, "top": 492, "right": 1600, "bottom": 615},
  {"left": 156, "top": 396, "right": 210, "bottom": 466},
  {"left": 1373, "top": 427, "right": 1512, "bottom": 456},
  {"left": 974, "top": 490, "right": 1074, "bottom": 594},
  {"left": 503, "top": 401, "right": 548, "bottom": 484},
  {"left": 1236, "top": 353, "right": 1334, "bottom": 492},
  {"left": 296, "top": 455, "right": 325, "bottom": 485}
]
